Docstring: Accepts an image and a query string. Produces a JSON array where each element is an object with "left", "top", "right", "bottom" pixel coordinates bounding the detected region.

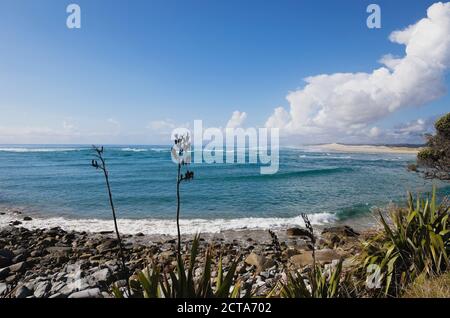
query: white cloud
[
  {"left": 265, "top": 2, "right": 450, "bottom": 142},
  {"left": 226, "top": 111, "right": 247, "bottom": 128},
  {"left": 147, "top": 119, "right": 176, "bottom": 131},
  {"left": 146, "top": 119, "right": 191, "bottom": 138}
]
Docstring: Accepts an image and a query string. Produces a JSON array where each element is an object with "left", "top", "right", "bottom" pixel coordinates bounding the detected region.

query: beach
[
  {"left": 0, "top": 211, "right": 368, "bottom": 298},
  {"left": 311, "top": 143, "right": 422, "bottom": 154}
]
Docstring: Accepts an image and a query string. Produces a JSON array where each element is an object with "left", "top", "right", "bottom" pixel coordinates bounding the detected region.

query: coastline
[
  {"left": 0, "top": 205, "right": 377, "bottom": 238},
  {"left": 0, "top": 217, "right": 370, "bottom": 298},
  {"left": 310, "top": 143, "right": 421, "bottom": 154}
]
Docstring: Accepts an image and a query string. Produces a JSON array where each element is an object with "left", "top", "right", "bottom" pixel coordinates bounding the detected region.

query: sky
[{"left": 0, "top": 0, "right": 449, "bottom": 145}]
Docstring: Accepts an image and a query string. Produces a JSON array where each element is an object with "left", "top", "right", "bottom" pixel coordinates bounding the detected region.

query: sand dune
[{"left": 312, "top": 143, "right": 421, "bottom": 154}]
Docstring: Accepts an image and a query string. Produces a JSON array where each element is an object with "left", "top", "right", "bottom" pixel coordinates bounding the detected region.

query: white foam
[
  {"left": 0, "top": 212, "right": 335, "bottom": 236},
  {"left": 150, "top": 148, "right": 169, "bottom": 152},
  {"left": 120, "top": 148, "right": 148, "bottom": 152}
]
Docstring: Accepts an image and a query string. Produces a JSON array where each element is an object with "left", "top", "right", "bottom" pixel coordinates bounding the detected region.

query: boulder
[
  {"left": 96, "top": 239, "right": 119, "bottom": 253},
  {"left": 5, "top": 274, "right": 17, "bottom": 283},
  {"left": 33, "top": 281, "right": 51, "bottom": 298},
  {"left": 0, "top": 255, "right": 11, "bottom": 268},
  {"left": 68, "top": 288, "right": 103, "bottom": 298},
  {"left": 281, "top": 248, "right": 302, "bottom": 259},
  {"left": 0, "top": 249, "right": 14, "bottom": 260},
  {"left": 0, "top": 267, "right": 10, "bottom": 279},
  {"left": 90, "top": 268, "right": 111, "bottom": 284},
  {"left": 286, "top": 227, "right": 311, "bottom": 237},
  {"left": 12, "top": 254, "right": 25, "bottom": 263},
  {"left": 321, "top": 226, "right": 359, "bottom": 237},
  {"left": 12, "top": 248, "right": 29, "bottom": 257},
  {"left": 23, "top": 216, "right": 33, "bottom": 221},
  {"left": 289, "top": 249, "right": 343, "bottom": 267},
  {"left": 0, "top": 283, "right": 7, "bottom": 296},
  {"left": 46, "top": 246, "right": 72, "bottom": 254},
  {"left": 59, "top": 282, "right": 84, "bottom": 296},
  {"left": 15, "top": 285, "right": 33, "bottom": 298},
  {"left": 8, "top": 261, "right": 27, "bottom": 273},
  {"left": 244, "top": 252, "right": 274, "bottom": 272}
]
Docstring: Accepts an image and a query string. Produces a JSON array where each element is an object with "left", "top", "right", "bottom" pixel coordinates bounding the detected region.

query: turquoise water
[{"left": 0, "top": 145, "right": 448, "bottom": 233}]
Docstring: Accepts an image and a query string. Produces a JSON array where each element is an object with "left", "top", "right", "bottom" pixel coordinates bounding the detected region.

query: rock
[
  {"left": 135, "top": 232, "right": 144, "bottom": 237},
  {"left": 90, "top": 268, "right": 111, "bottom": 283},
  {"left": 60, "top": 276, "right": 93, "bottom": 295},
  {"left": 0, "top": 267, "right": 10, "bottom": 279},
  {"left": 8, "top": 261, "right": 27, "bottom": 273},
  {"left": 50, "top": 281, "right": 66, "bottom": 294},
  {"left": 49, "top": 292, "right": 64, "bottom": 298},
  {"left": 30, "top": 250, "right": 43, "bottom": 257},
  {"left": 46, "top": 246, "right": 72, "bottom": 254},
  {"left": 289, "top": 249, "right": 343, "bottom": 267},
  {"left": 10, "top": 220, "right": 22, "bottom": 226},
  {"left": 15, "top": 285, "right": 33, "bottom": 298},
  {"left": 12, "top": 254, "right": 25, "bottom": 263},
  {"left": 44, "top": 227, "right": 62, "bottom": 236},
  {"left": 321, "top": 226, "right": 359, "bottom": 237},
  {"left": 113, "top": 279, "right": 128, "bottom": 288},
  {"left": 244, "top": 252, "right": 274, "bottom": 272},
  {"left": 286, "top": 227, "right": 311, "bottom": 237},
  {"left": 68, "top": 288, "right": 103, "bottom": 298},
  {"left": 96, "top": 239, "right": 118, "bottom": 253},
  {"left": 0, "top": 255, "right": 11, "bottom": 268},
  {"left": 33, "top": 281, "right": 51, "bottom": 298},
  {"left": 23, "top": 216, "right": 33, "bottom": 221},
  {"left": 40, "top": 237, "right": 57, "bottom": 247},
  {"left": 0, "top": 283, "right": 7, "bottom": 296},
  {"left": 259, "top": 271, "right": 269, "bottom": 279},
  {"left": 99, "top": 231, "right": 114, "bottom": 235},
  {"left": 5, "top": 274, "right": 17, "bottom": 283},
  {"left": 281, "top": 248, "right": 302, "bottom": 259},
  {"left": 0, "top": 249, "right": 14, "bottom": 259},
  {"left": 12, "top": 248, "right": 29, "bottom": 257}
]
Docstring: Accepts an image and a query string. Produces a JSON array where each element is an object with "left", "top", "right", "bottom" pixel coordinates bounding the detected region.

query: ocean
[{"left": 0, "top": 145, "right": 448, "bottom": 235}]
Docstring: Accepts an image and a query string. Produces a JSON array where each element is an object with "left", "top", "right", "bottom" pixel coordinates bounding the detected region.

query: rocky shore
[{"left": 0, "top": 216, "right": 370, "bottom": 298}]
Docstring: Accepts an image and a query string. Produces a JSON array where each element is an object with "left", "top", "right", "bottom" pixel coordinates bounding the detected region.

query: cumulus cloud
[
  {"left": 265, "top": 2, "right": 450, "bottom": 142},
  {"left": 226, "top": 111, "right": 247, "bottom": 128},
  {"left": 147, "top": 119, "right": 191, "bottom": 136}
]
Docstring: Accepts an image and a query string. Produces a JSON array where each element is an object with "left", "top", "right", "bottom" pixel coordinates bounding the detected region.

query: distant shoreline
[{"left": 310, "top": 143, "right": 422, "bottom": 154}]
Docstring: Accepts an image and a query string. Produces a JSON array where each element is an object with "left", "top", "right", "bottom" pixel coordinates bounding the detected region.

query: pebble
[{"left": 0, "top": 223, "right": 360, "bottom": 298}]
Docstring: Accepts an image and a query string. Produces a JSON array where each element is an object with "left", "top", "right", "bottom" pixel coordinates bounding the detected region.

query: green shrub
[
  {"left": 435, "top": 112, "right": 450, "bottom": 136},
  {"left": 358, "top": 187, "right": 450, "bottom": 297},
  {"left": 113, "top": 235, "right": 248, "bottom": 298},
  {"left": 271, "top": 260, "right": 352, "bottom": 298}
]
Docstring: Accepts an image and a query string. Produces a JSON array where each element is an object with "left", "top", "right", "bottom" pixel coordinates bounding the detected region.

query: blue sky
[{"left": 0, "top": 0, "right": 448, "bottom": 144}]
